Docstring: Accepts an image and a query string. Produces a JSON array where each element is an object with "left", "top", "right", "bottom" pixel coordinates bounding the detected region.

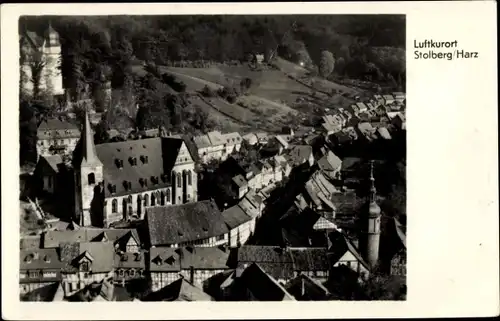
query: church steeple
[
  {"left": 81, "top": 107, "right": 102, "bottom": 166},
  {"left": 368, "top": 160, "right": 381, "bottom": 217},
  {"left": 361, "top": 160, "right": 382, "bottom": 268}
]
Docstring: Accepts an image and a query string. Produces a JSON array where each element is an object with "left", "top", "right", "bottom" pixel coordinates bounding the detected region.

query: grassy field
[{"left": 132, "top": 58, "right": 369, "bottom": 133}]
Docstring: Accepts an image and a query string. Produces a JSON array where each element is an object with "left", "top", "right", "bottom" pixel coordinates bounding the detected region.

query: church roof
[
  {"left": 73, "top": 136, "right": 191, "bottom": 198},
  {"left": 81, "top": 110, "right": 102, "bottom": 167}
]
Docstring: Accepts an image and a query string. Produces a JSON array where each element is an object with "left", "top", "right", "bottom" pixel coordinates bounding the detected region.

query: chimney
[{"left": 189, "top": 266, "right": 195, "bottom": 284}]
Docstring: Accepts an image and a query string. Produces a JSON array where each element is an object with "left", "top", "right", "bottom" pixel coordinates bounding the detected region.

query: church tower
[
  {"left": 75, "top": 108, "right": 104, "bottom": 227},
  {"left": 361, "top": 160, "right": 382, "bottom": 268}
]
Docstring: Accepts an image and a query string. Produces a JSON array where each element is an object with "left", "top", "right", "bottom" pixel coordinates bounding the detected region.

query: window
[
  {"left": 177, "top": 173, "right": 181, "bottom": 187},
  {"left": 119, "top": 270, "right": 124, "bottom": 277},
  {"left": 216, "top": 234, "right": 225, "bottom": 241},
  {"left": 188, "top": 171, "right": 192, "bottom": 186},
  {"left": 130, "top": 269, "right": 136, "bottom": 277},
  {"left": 166, "top": 189, "right": 171, "bottom": 203},
  {"left": 112, "top": 199, "right": 118, "bottom": 213},
  {"left": 144, "top": 194, "right": 149, "bottom": 207},
  {"left": 30, "top": 271, "right": 40, "bottom": 278},
  {"left": 80, "top": 261, "right": 90, "bottom": 272},
  {"left": 151, "top": 194, "right": 156, "bottom": 206},
  {"left": 88, "top": 173, "right": 95, "bottom": 185}
]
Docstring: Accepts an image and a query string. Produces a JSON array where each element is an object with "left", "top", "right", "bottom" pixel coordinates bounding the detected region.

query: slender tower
[
  {"left": 75, "top": 108, "right": 104, "bottom": 226},
  {"left": 362, "top": 160, "right": 382, "bottom": 268}
]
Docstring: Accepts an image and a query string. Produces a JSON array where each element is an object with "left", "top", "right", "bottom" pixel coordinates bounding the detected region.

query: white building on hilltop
[{"left": 19, "top": 22, "right": 64, "bottom": 97}]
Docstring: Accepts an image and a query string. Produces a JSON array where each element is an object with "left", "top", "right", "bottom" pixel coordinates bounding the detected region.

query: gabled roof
[
  {"left": 236, "top": 246, "right": 294, "bottom": 280},
  {"left": 37, "top": 118, "right": 80, "bottom": 140},
  {"left": 144, "top": 278, "right": 214, "bottom": 301},
  {"left": 289, "top": 247, "right": 330, "bottom": 271},
  {"left": 93, "top": 137, "right": 186, "bottom": 197},
  {"left": 284, "top": 274, "right": 330, "bottom": 300},
  {"left": 20, "top": 248, "right": 64, "bottom": 271},
  {"left": 114, "top": 251, "right": 146, "bottom": 269},
  {"left": 38, "top": 155, "right": 63, "bottom": 174},
  {"left": 60, "top": 242, "right": 115, "bottom": 273},
  {"left": 327, "top": 231, "right": 370, "bottom": 270},
  {"left": 235, "top": 263, "right": 295, "bottom": 301},
  {"left": 180, "top": 246, "right": 231, "bottom": 270},
  {"left": 43, "top": 228, "right": 140, "bottom": 249},
  {"left": 288, "top": 145, "right": 313, "bottom": 166},
  {"left": 146, "top": 200, "right": 228, "bottom": 246},
  {"left": 149, "top": 247, "right": 181, "bottom": 272},
  {"left": 222, "top": 205, "right": 253, "bottom": 230}
]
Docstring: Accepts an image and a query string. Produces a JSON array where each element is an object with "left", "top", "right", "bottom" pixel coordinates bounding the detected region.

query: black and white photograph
[{"left": 17, "top": 13, "right": 407, "bottom": 302}]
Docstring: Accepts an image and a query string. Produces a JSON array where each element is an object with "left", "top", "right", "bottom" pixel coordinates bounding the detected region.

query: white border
[{"left": 2, "top": 2, "right": 499, "bottom": 319}]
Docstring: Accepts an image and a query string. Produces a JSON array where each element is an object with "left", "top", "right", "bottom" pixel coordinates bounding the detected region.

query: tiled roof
[
  {"left": 20, "top": 248, "right": 64, "bottom": 270},
  {"left": 207, "top": 131, "right": 226, "bottom": 146},
  {"left": 222, "top": 205, "right": 252, "bottom": 229},
  {"left": 93, "top": 137, "right": 186, "bottom": 197},
  {"left": 289, "top": 248, "right": 330, "bottom": 271},
  {"left": 114, "top": 251, "right": 146, "bottom": 269},
  {"left": 146, "top": 200, "right": 229, "bottom": 246},
  {"left": 20, "top": 235, "right": 42, "bottom": 250},
  {"left": 236, "top": 263, "right": 295, "bottom": 301},
  {"left": 288, "top": 145, "right": 313, "bottom": 166},
  {"left": 180, "top": 246, "right": 231, "bottom": 270},
  {"left": 222, "top": 132, "right": 242, "bottom": 145},
  {"left": 149, "top": 247, "right": 181, "bottom": 272},
  {"left": 236, "top": 246, "right": 294, "bottom": 280},
  {"left": 193, "top": 134, "right": 211, "bottom": 149},
  {"left": 144, "top": 278, "right": 214, "bottom": 301},
  {"left": 37, "top": 118, "right": 81, "bottom": 140},
  {"left": 43, "top": 228, "right": 140, "bottom": 249},
  {"left": 284, "top": 274, "right": 330, "bottom": 300},
  {"left": 40, "top": 155, "right": 64, "bottom": 173},
  {"left": 60, "top": 241, "right": 115, "bottom": 273},
  {"left": 327, "top": 231, "right": 369, "bottom": 270}
]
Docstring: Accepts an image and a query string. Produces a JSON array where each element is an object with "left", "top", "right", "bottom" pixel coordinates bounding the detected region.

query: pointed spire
[
  {"left": 369, "top": 160, "right": 376, "bottom": 203},
  {"left": 368, "top": 160, "right": 381, "bottom": 217},
  {"left": 81, "top": 106, "right": 102, "bottom": 166}
]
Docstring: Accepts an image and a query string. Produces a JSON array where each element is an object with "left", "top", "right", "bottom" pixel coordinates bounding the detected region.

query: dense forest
[
  {"left": 20, "top": 15, "right": 405, "bottom": 93},
  {"left": 19, "top": 15, "right": 406, "bottom": 165}
]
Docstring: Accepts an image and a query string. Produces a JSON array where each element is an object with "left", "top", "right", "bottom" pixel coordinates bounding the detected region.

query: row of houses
[
  {"left": 320, "top": 92, "right": 406, "bottom": 139},
  {"left": 20, "top": 219, "right": 372, "bottom": 301}
]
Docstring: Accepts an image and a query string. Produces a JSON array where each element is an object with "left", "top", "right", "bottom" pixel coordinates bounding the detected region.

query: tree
[
  {"left": 94, "top": 118, "right": 110, "bottom": 144},
  {"left": 319, "top": 50, "right": 335, "bottom": 78},
  {"left": 19, "top": 101, "right": 39, "bottom": 165}
]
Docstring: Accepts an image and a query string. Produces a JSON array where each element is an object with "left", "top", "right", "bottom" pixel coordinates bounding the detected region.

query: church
[
  {"left": 19, "top": 22, "right": 64, "bottom": 97},
  {"left": 72, "top": 110, "right": 198, "bottom": 227}
]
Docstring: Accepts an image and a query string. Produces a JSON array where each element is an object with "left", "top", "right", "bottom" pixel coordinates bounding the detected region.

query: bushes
[
  {"left": 161, "top": 73, "right": 187, "bottom": 92},
  {"left": 217, "top": 86, "right": 239, "bottom": 104},
  {"left": 201, "top": 85, "right": 216, "bottom": 98}
]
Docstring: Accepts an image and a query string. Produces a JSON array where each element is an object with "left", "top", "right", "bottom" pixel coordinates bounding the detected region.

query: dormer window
[
  {"left": 134, "top": 252, "right": 142, "bottom": 261},
  {"left": 43, "top": 255, "right": 51, "bottom": 263},
  {"left": 80, "top": 261, "right": 90, "bottom": 272}
]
